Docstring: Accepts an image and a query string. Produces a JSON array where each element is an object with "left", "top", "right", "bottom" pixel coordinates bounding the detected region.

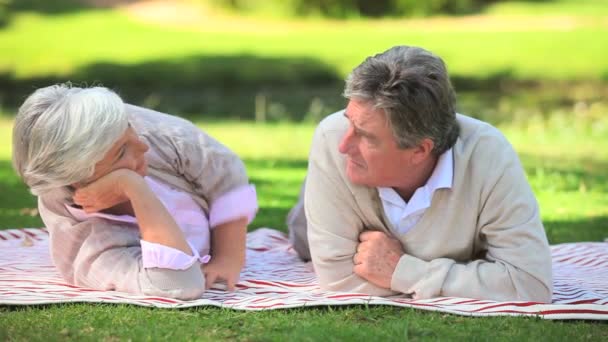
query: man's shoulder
[
  {"left": 317, "top": 109, "right": 348, "bottom": 133},
  {"left": 309, "top": 110, "right": 348, "bottom": 160},
  {"left": 456, "top": 114, "right": 513, "bottom": 154},
  {"left": 456, "top": 114, "right": 503, "bottom": 140}
]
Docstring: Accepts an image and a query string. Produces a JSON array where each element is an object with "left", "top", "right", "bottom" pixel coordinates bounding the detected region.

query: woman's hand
[
  {"left": 203, "top": 216, "right": 248, "bottom": 291},
  {"left": 73, "top": 169, "right": 141, "bottom": 213},
  {"left": 202, "top": 254, "right": 245, "bottom": 291}
]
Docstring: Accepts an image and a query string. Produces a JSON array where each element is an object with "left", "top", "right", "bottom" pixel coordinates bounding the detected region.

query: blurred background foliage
[
  {"left": 207, "top": 0, "right": 501, "bottom": 18},
  {"left": 0, "top": 0, "right": 607, "bottom": 125},
  {"left": 0, "top": 0, "right": 522, "bottom": 20}
]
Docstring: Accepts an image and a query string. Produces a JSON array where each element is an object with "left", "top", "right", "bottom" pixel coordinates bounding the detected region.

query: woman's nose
[{"left": 136, "top": 137, "right": 149, "bottom": 153}]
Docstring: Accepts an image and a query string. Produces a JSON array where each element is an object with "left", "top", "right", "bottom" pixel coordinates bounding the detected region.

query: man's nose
[{"left": 338, "top": 126, "right": 355, "bottom": 154}]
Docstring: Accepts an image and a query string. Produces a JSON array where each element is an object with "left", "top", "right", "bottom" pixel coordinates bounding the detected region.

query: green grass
[
  {"left": 1, "top": 110, "right": 607, "bottom": 340},
  {"left": 0, "top": 2, "right": 606, "bottom": 121},
  {"left": 0, "top": 1, "right": 605, "bottom": 122},
  {"left": 1, "top": 9, "right": 606, "bottom": 81},
  {"left": 1, "top": 304, "right": 607, "bottom": 341}
]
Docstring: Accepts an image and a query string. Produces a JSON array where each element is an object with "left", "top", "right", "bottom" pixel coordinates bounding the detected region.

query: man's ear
[{"left": 411, "top": 138, "right": 434, "bottom": 165}]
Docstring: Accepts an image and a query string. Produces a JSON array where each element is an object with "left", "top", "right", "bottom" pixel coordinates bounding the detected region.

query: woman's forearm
[
  {"left": 123, "top": 174, "right": 191, "bottom": 255},
  {"left": 210, "top": 217, "right": 247, "bottom": 261}
]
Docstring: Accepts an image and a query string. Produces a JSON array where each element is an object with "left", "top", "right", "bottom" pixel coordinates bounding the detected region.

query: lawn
[
  {"left": 1, "top": 112, "right": 607, "bottom": 340},
  {"left": 0, "top": 0, "right": 607, "bottom": 121},
  {"left": 1, "top": 0, "right": 607, "bottom": 340},
  {"left": 1, "top": 1, "right": 607, "bottom": 80}
]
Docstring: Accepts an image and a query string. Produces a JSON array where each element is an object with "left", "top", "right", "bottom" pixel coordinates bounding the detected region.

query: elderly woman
[{"left": 12, "top": 84, "right": 257, "bottom": 300}]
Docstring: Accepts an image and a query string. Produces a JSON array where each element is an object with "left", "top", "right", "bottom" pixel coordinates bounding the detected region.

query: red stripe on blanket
[{"left": 0, "top": 228, "right": 606, "bottom": 320}]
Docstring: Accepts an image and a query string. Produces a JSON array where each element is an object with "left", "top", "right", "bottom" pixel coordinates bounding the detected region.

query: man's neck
[{"left": 394, "top": 155, "right": 439, "bottom": 202}]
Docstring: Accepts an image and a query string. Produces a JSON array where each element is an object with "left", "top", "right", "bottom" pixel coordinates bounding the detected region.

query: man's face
[{"left": 339, "top": 99, "right": 414, "bottom": 188}]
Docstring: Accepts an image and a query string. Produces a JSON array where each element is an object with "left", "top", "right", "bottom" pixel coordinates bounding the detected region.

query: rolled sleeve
[
  {"left": 391, "top": 254, "right": 455, "bottom": 300},
  {"left": 209, "top": 184, "right": 258, "bottom": 227},
  {"left": 141, "top": 240, "right": 211, "bottom": 270}
]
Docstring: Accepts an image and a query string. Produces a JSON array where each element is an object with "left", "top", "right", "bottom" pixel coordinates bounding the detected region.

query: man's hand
[
  {"left": 353, "top": 230, "right": 404, "bottom": 289},
  {"left": 73, "top": 169, "right": 140, "bottom": 213},
  {"left": 202, "top": 254, "right": 245, "bottom": 291}
]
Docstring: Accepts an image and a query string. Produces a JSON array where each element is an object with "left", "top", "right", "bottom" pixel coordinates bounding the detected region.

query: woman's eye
[{"left": 117, "top": 146, "right": 126, "bottom": 160}]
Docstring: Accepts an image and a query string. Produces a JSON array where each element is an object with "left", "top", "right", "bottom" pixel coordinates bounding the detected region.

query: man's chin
[{"left": 346, "top": 167, "right": 369, "bottom": 186}]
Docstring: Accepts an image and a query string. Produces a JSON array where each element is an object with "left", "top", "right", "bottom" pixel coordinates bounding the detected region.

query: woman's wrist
[
  {"left": 210, "top": 217, "right": 247, "bottom": 261},
  {"left": 119, "top": 170, "right": 147, "bottom": 199}
]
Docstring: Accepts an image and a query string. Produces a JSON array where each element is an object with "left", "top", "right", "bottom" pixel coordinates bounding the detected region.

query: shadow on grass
[
  {"left": 0, "top": 160, "right": 43, "bottom": 229},
  {"left": 0, "top": 54, "right": 345, "bottom": 121},
  {"left": 1, "top": 43, "right": 604, "bottom": 123},
  {"left": 0, "top": 0, "right": 140, "bottom": 28},
  {"left": 250, "top": 206, "right": 292, "bottom": 233},
  {"left": 0, "top": 160, "right": 37, "bottom": 210},
  {"left": 6, "top": 0, "right": 90, "bottom": 15},
  {"left": 244, "top": 158, "right": 307, "bottom": 231},
  {"left": 544, "top": 216, "right": 608, "bottom": 244},
  {"left": 244, "top": 158, "right": 308, "bottom": 170},
  {"left": 4, "top": 0, "right": 138, "bottom": 15}
]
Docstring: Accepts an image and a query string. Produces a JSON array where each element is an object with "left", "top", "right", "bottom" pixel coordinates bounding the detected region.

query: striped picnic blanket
[{"left": 0, "top": 228, "right": 606, "bottom": 320}]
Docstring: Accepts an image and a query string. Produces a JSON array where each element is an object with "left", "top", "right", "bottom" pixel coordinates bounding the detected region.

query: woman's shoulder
[{"left": 125, "top": 104, "right": 197, "bottom": 134}]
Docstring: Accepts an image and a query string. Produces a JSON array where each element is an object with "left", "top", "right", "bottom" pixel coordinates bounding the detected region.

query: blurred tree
[
  {"left": 210, "top": 0, "right": 505, "bottom": 18},
  {"left": 0, "top": 0, "right": 10, "bottom": 26},
  {"left": 0, "top": 0, "right": 140, "bottom": 26}
]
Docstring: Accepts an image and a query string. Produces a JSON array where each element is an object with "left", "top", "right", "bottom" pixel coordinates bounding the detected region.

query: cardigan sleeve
[
  {"left": 390, "top": 133, "right": 553, "bottom": 302},
  {"left": 305, "top": 123, "right": 396, "bottom": 296},
  {"left": 38, "top": 196, "right": 206, "bottom": 300}
]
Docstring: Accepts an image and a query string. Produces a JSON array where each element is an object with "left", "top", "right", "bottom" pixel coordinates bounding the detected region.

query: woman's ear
[{"left": 63, "top": 185, "right": 78, "bottom": 205}]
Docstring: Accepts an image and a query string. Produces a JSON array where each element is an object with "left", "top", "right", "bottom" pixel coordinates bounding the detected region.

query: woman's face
[{"left": 80, "top": 125, "right": 149, "bottom": 186}]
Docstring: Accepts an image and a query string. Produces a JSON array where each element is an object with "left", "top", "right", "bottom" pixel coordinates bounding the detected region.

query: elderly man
[{"left": 287, "top": 45, "right": 552, "bottom": 302}]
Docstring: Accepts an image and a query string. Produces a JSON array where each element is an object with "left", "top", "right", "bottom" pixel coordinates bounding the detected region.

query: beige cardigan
[
  {"left": 38, "top": 105, "right": 249, "bottom": 299},
  {"left": 298, "top": 111, "right": 552, "bottom": 302}
]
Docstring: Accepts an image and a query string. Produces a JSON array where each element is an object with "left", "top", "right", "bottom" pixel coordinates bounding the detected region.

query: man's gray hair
[
  {"left": 344, "top": 45, "right": 459, "bottom": 155},
  {"left": 12, "top": 84, "right": 129, "bottom": 196}
]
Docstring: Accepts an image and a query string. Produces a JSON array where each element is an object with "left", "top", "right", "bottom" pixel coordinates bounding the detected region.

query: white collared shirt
[{"left": 378, "top": 148, "right": 453, "bottom": 235}]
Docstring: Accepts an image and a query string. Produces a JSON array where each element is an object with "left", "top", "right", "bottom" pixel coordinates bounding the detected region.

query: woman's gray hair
[
  {"left": 344, "top": 45, "right": 459, "bottom": 155},
  {"left": 12, "top": 84, "right": 129, "bottom": 196}
]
